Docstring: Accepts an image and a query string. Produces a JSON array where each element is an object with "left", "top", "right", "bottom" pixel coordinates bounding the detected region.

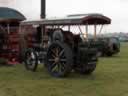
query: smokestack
[{"left": 41, "top": 0, "right": 46, "bottom": 19}]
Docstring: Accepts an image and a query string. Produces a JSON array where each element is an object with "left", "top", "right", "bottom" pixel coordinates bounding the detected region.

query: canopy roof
[
  {"left": 0, "top": 7, "right": 26, "bottom": 23},
  {"left": 21, "top": 13, "right": 111, "bottom": 25}
]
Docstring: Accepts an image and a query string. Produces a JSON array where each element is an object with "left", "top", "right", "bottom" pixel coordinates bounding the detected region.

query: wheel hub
[{"left": 54, "top": 57, "right": 60, "bottom": 63}]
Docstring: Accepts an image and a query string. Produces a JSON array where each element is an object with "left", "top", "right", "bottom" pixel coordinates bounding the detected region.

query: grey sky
[{"left": 0, "top": 0, "right": 128, "bottom": 32}]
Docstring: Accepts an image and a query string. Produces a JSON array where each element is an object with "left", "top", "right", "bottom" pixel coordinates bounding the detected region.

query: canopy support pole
[
  {"left": 85, "top": 24, "right": 88, "bottom": 41},
  {"left": 78, "top": 26, "right": 86, "bottom": 41},
  {"left": 98, "top": 24, "right": 104, "bottom": 35},
  {"left": 94, "top": 24, "right": 97, "bottom": 40}
]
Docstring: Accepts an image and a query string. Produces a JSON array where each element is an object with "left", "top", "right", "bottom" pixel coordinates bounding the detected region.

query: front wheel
[{"left": 24, "top": 49, "right": 38, "bottom": 71}]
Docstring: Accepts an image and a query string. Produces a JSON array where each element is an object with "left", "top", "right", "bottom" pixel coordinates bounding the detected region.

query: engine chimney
[{"left": 41, "top": 0, "right": 46, "bottom": 19}]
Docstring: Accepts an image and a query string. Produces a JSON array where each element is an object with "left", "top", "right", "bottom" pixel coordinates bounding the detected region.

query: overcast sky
[{"left": 0, "top": 0, "right": 128, "bottom": 33}]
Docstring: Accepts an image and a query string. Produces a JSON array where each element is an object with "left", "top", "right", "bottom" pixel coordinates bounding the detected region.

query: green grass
[{"left": 0, "top": 43, "right": 128, "bottom": 96}]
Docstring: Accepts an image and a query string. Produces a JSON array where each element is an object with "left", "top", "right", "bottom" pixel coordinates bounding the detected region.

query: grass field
[{"left": 0, "top": 43, "right": 128, "bottom": 96}]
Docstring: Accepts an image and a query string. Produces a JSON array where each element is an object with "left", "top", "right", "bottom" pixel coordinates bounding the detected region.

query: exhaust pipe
[{"left": 41, "top": 0, "right": 46, "bottom": 19}]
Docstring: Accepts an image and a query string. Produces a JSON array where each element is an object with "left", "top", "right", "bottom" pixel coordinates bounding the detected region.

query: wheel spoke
[
  {"left": 60, "top": 58, "right": 66, "bottom": 62},
  {"left": 51, "top": 63, "right": 58, "bottom": 72},
  {"left": 27, "top": 60, "right": 31, "bottom": 65},
  {"left": 31, "top": 52, "right": 35, "bottom": 59},
  {"left": 58, "top": 63, "right": 62, "bottom": 73},
  {"left": 30, "top": 59, "right": 36, "bottom": 64},
  {"left": 48, "top": 58, "right": 55, "bottom": 62},
  {"left": 26, "top": 52, "right": 36, "bottom": 66},
  {"left": 29, "top": 57, "right": 36, "bottom": 61},
  {"left": 27, "top": 59, "right": 36, "bottom": 68},
  {"left": 55, "top": 47, "right": 59, "bottom": 56},
  {"left": 27, "top": 57, "right": 31, "bottom": 61},
  {"left": 52, "top": 54, "right": 56, "bottom": 58},
  {"left": 59, "top": 63, "right": 65, "bottom": 72},
  {"left": 59, "top": 49, "right": 64, "bottom": 57},
  {"left": 51, "top": 49, "right": 56, "bottom": 56}
]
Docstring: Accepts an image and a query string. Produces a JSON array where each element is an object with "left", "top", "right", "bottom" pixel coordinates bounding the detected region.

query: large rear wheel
[
  {"left": 45, "top": 42, "right": 73, "bottom": 77},
  {"left": 74, "top": 48, "right": 98, "bottom": 75},
  {"left": 74, "top": 62, "right": 97, "bottom": 75}
]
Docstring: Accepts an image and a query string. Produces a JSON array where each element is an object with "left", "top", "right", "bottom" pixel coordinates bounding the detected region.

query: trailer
[
  {"left": 20, "top": 13, "right": 111, "bottom": 77},
  {"left": 0, "top": 7, "right": 26, "bottom": 64}
]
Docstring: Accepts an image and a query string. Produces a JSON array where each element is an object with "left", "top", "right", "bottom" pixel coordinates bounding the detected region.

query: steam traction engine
[{"left": 20, "top": 14, "right": 111, "bottom": 77}]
